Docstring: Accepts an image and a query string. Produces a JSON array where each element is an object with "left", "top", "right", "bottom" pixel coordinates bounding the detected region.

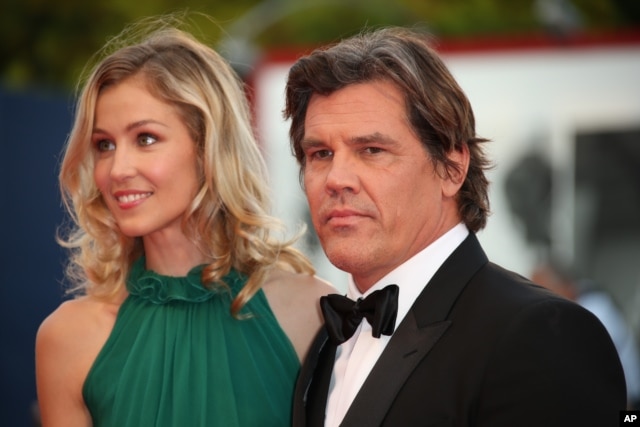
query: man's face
[{"left": 301, "top": 80, "right": 465, "bottom": 291}]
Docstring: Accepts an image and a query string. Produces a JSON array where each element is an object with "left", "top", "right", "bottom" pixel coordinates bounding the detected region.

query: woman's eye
[
  {"left": 138, "top": 133, "right": 158, "bottom": 146},
  {"left": 95, "top": 139, "right": 115, "bottom": 152}
]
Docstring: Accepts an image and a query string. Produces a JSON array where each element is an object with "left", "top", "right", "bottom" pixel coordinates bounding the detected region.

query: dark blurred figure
[
  {"left": 532, "top": 259, "right": 640, "bottom": 409},
  {"left": 30, "top": 400, "right": 41, "bottom": 427}
]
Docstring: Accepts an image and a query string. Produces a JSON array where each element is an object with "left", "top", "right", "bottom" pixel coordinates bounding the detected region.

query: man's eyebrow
[
  {"left": 350, "top": 132, "right": 398, "bottom": 146},
  {"left": 300, "top": 132, "right": 398, "bottom": 150},
  {"left": 300, "top": 138, "right": 325, "bottom": 151}
]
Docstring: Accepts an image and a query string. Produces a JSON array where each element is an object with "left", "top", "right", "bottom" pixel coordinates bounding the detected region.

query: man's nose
[{"left": 325, "top": 153, "right": 360, "bottom": 195}]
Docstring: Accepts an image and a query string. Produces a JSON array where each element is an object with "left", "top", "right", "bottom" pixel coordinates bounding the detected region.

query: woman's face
[{"left": 92, "top": 74, "right": 200, "bottom": 240}]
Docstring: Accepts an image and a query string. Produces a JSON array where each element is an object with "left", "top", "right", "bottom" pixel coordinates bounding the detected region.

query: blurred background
[{"left": 2, "top": 0, "right": 640, "bottom": 424}]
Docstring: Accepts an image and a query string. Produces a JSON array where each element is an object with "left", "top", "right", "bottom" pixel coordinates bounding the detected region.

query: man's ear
[{"left": 442, "top": 144, "right": 470, "bottom": 198}]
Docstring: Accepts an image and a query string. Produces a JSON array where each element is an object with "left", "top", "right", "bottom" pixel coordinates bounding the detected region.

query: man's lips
[{"left": 324, "top": 209, "right": 369, "bottom": 225}]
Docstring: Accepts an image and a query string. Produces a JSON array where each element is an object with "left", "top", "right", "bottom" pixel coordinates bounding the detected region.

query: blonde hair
[{"left": 59, "top": 14, "right": 314, "bottom": 314}]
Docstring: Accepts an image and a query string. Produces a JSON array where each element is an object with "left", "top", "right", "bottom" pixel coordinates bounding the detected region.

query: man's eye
[
  {"left": 364, "top": 147, "right": 383, "bottom": 154},
  {"left": 310, "top": 149, "right": 332, "bottom": 160},
  {"left": 95, "top": 139, "right": 115, "bottom": 152},
  {"left": 138, "top": 133, "right": 158, "bottom": 146}
]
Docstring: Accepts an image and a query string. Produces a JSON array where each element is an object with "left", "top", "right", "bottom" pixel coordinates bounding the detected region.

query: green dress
[{"left": 83, "top": 258, "right": 300, "bottom": 426}]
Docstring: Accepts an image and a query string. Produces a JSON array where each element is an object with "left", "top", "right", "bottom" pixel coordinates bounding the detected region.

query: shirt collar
[{"left": 347, "top": 223, "right": 469, "bottom": 325}]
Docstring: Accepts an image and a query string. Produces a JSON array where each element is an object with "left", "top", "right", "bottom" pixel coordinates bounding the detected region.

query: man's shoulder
[{"left": 462, "top": 260, "right": 584, "bottom": 318}]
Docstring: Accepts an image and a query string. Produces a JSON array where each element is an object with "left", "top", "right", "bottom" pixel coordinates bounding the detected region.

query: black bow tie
[{"left": 320, "top": 284, "right": 399, "bottom": 345}]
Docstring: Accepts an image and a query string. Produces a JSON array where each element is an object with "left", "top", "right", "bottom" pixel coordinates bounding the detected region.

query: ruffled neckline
[{"left": 126, "top": 257, "right": 232, "bottom": 304}]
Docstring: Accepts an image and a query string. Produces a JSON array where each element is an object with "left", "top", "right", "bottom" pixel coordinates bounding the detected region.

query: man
[{"left": 284, "top": 27, "right": 626, "bottom": 426}]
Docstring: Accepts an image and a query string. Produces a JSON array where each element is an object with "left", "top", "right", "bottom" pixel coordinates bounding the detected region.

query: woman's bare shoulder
[
  {"left": 36, "top": 295, "right": 123, "bottom": 378},
  {"left": 37, "top": 296, "right": 119, "bottom": 344},
  {"left": 36, "top": 295, "right": 124, "bottom": 426},
  {"left": 261, "top": 269, "right": 335, "bottom": 361},
  {"left": 264, "top": 268, "right": 336, "bottom": 299},
  {"left": 38, "top": 297, "right": 94, "bottom": 343}
]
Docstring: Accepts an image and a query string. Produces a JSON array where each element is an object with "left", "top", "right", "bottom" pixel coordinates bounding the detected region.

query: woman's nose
[{"left": 109, "top": 145, "right": 136, "bottom": 181}]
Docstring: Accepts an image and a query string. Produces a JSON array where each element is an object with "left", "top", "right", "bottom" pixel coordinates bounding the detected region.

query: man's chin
[{"left": 324, "top": 247, "right": 369, "bottom": 274}]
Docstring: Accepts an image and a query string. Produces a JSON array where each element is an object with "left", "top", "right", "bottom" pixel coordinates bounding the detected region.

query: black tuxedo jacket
[{"left": 293, "top": 233, "right": 626, "bottom": 427}]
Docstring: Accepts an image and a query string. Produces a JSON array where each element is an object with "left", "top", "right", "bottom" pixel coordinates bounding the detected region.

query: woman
[{"left": 35, "top": 16, "right": 334, "bottom": 427}]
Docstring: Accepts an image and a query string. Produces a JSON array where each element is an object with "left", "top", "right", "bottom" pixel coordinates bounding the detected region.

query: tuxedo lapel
[
  {"left": 340, "top": 312, "right": 451, "bottom": 426},
  {"left": 340, "top": 233, "right": 489, "bottom": 426},
  {"left": 306, "top": 334, "right": 336, "bottom": 427},
  {"left": 293, "top": 328, "right": 337, "bottom": 427}
]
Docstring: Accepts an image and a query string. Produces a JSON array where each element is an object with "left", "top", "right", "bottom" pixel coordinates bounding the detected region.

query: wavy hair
[
  {"left": 59, "top": 15, "right": 313, "bottom": 314},
  {"left": 284, "top": 26, "right": 492, "bottom": 232}
]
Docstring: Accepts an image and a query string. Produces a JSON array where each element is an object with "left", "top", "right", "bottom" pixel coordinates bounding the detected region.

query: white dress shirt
[{"left": 323, "top": 223, "right": 469, "bottom": 427}]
